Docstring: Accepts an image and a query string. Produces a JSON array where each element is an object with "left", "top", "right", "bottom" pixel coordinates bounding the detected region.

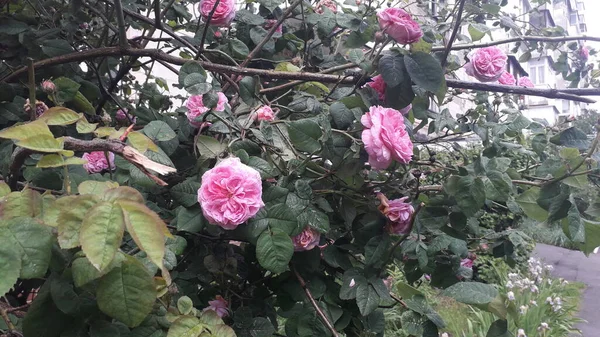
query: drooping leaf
[
  {"left": 378, "top": 54, "right": 406, "bottom": 88},
  {"left": 355, "top": 282, "right": 380, "bottom": 316},
  {"left": 37, "top": 107, "right": 80, "bottom": 125},
  {"left": 143, "top": 121, "right": 177, "bottom": 142},
  {"left": 441, "top": 282, "right": 498, "bottom": 305},
  {"left": 37, "top": 154, "right": 87, "bottom": 168},
  {"left": 1, "top": 189, "right": 43, "bottom": 219},
  {"left": 515, "top": 187, "right": 548, "bottom": 222},
  {"left": 71, "top": 252, "right": 125, "bottom": 288},
  {"left": 96, "top": 256, "right": 156, "bottom": 327},
  {"left": 0, "top": 217, "right": 53, "bottom": 278},
  {"left": 80, "top": 202, "right": 126, "bottom": 271},
  {"left": 171, "top": 180, "right": 202, "bottom": 207},
  {"left": 196, "top": 135, "right": 226, "bottom": 158},
  {"left": 167, "top": 316, "right": 206, "bottom": 337},
  {"left": 57, "top": 195, "right": 100, "bottom": 249},
  {"left": 486, "top": 319, "right": 510, "bottom": 337},
  {"left": 287, "top": 119, "right": 322, "bottom": 153},
  {"left": 444, "top": 176, "right": 486, "bottom": 216},
  {"left": 103, "top": 186, "right": 145, "bottom": 203},
  {"left": 0, "top": 245, "right": 21, "bottom": 297},
  {"left": 78, "top": 181, "right": 120, "bottom": 196},
  {"left": 404, "top": 52, "right": 445, "bottom": 93}
]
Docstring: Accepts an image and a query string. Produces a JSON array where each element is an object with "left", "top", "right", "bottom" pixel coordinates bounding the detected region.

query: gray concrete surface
[{"left": 533, "top": 244, "right": 600, "bottom": 337}]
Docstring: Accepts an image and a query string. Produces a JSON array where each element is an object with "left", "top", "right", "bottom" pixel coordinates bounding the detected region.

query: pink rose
[
  {"left": 264, "top": 19, "right": 283, "bottom": 36},
  {"left": 377, "top": 8, "right": 423, "bottom": 44},
  {"left": 464, "top": 47, "right": 507, "bottom": 82},
  {"left": 198, "top": 157, "right": 264, "bottom": 229},
  {"left": 186, "top": 92, "right": 228, "bottom": 128},
  {"left": 498, "top": 72, "right": 516, "bottom": 85},
  {"left": 363, "top": 74, "right": 386, "bottom": 101},
  {"left": 315, "top": 0, "right": 337, "bottom": 14},
  {"left": 199, "top": 0, "right": 236, "bottom": 27},
  {"left": 41, "top": 80, "right": 56, "bottom": 94},
  {"left": 115, "top": 108, "right": 137, "bottom": 124},
  {"left": 203, "top": 295, "right": 229, "bottom": 318},
  {"left": 361, "top": 106, "right": 413, "bottom": 170},
  {"left": 292, "top": 227, "right": 321, "bottom": 252},
  {"left": 377, "top": 193, "right": 414, "bottom": 235},
  {"left": 517, "top": 76, "right": 535, "bottom": 88},
  {"left": 460, "top": 258, "right": 474, "bottom": 269},
  {"left": 383, "top": 276, "right": 393, "bottom": 291},
  {"left": 580, "top": 46, "right": 589, "bottom": 61},
  {"left": 82, "top": 151, "right": 116, "bottom": 174},
  {"left": 256, "top": 105, "right": 276, "bottom": 122}
]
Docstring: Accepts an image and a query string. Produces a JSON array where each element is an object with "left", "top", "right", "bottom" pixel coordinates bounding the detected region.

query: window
[
  {"left": 569, "top": 11, "right": 578, "bottom": 25},
  {"left": 562, "top": 100, "right": 570, "bottom": 115},
  {"left": 580, "top": 23, "right": 587, "bottom": 33},
  {"left": 529, "top": 63, "right": 546, "bottom": 85}
]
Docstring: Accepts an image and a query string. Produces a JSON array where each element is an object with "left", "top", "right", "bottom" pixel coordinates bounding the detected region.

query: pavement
[{"left": 533, "top": 244, "right": 600, "bottom": 337}]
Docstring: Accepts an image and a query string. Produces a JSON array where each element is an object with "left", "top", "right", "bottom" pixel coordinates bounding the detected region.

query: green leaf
[
  {"left": 176, "top": 206, "right": 205, "bottom": 233},
  {"left": 0, "top": 119, "right": 52, "bottom": 141},
  {"left": 239, "top": 76, "right": 259, "bottom": 106},
  {"left": 167, "top": 316, "right": 206, "bottom": 337},
  {"left": 468, "top": 23, "right": 490, "bottom": 42},
  {"left": 550, "top": 127, "right": 590, "bottom": 150},
  {"left": 76, "top": 115, "right": 98, "bottom": 133},
  {"left": 298, "top": 206, "right": 330, "bottom": 234},
  {"left": 256, "top": 228, "right": 294, "bottom": 274},
  {"left": 103, "top": 186, "right": 145, "bottom": 204},
  {"left": 257, "top": 0, "right": 283, "bottom": 11},
  {"left": 486, "top": 319, "right": 510, "bottom": 337},
  {"left": 96, "top": 256, "right": 156, "bottom": 327},
  {"left": 444, "top": 176, "right": 486, "bottom": 217},
  {"left": 330, "top": 102, "right": 354, "bottom": 129},
  {"left": 415, "top": 206, "right": 448, "bottom": 230},
  {"left": 229, "top": 39, "right": 250, "bottom": 59},
  {"left": 364, "top": 235, "right": 391, "bottom": 267},
  {"left": 235, "top": 9, "right": 265, "bottom": 25},
  {"left": 196, "top": 135, "right": 226, "bottom": 158},
  {"left": 171, "top": 180, "right": 202, "bottom": 207},
  {"left": 247, "top": 156, "right": 274, "bottom": 179},
  {"left": 516, "top": 187, "right": 548, "bottom": 222},
  {"left": 483, "top": 171, "right": 512, "bottom": 202},
  {"left": 0, "top": 181, "right": 10, "bottom": 198},
  {"left": 0, "top": 245, "right": 21, "bottom": 297},
  {"left": 404, "top": 52, "right": 445, "bottom": 93},
  {"left": 71, "top": 253, "right": 125, "bottom": 288},
  {"left": 16, "top": 134, "right": 64, "bottom": 153},
  {"left": 378, "top": 54, "right": 406, "bottom": 87},
  {"left": 54, "top": 77, "right": 81, "bottom": 103},
  {"left": 287, "top": 119, "right": 322, "bottom": 153},
  {"left": 0, "top": 217, "right": 53, "bottom": 278},
  {"left": 355, "top": 282, "right": 380, "bottom": 316},
  {"left": 177, "top": 296, "right": 194, "bottom": 315},
  {"left": 178, "top": 62, "right": 208, "bottom": 95},
  {"left": 80, "top": 202, "right": 126, "bottom": 271},
  {"left": 57, "top": 195, "right": 100, "bottom": 249},
  {"left": 0, "top": 19, "right": 30, "bottom": 35},
  {"left": 37, "top": 154, "right": 87, "bottom": 168},
  {"left": 119, "top": 200, "right": 167, "bottom": 269},
  {"left": 396, "top": 282, "right": 423, "bottom": 299},
  {"left": 78, "top": 181, "right": 119, "bottom": 196},
  {"left": 41, "top": 39, "right": 74, "bottom": 57},
  {"left": 441, "top": 282, "right": 499, "bottom": 305},
  {"left": 251, "top": 203, "right": 300, "bottom": 236},
  {"left": 143, "top": 121, "right": 177, "bottom": 142},
  {"left": 37, "top": 107, "right": 80, "bottom": 125},
  {"left": 580, "top": 219, "right": 600, "bottom": 255},
  {"left": 0, "top": 189, "right": 43, "bottom": 219}
]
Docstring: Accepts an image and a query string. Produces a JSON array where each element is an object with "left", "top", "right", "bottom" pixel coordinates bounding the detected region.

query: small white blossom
[
  {"left": 545, "top": 297, "right": 553, "bottom": 305},
  {"left": 519, "top": 305, "right": 528, "bottom": 314},
  {"left": 506, "top": 281, "right": 514, "bottom": 289},
  {"left": 545, "top": 265, "right": 554, "bottom": 271},
  {"left": 507, "top": 291, "right": 515, "bottom": 301},
  {"left": 530, "top": 285, "right": 539, "bottom": 293},
  {"left": 517, "top": 328, "right": 527, "bottom": 337},
  {"left": 508, "top": 273, "right": 519, "bottom": 281},
  {"left": 441, "top": 333, "right": 449, "bottom": 337},
  {"left": 554, "top": 297, "right": 562, "bottom": 306},
  {"left": 553, "top": 305, "right": 562, "bottom": 312},
  {"left": 562, "top": 280, "right": 569, "bottom": 285},
  {"left": 349, "top": 279, "right": 355, "bottom": 288},
  {"left": 530, "top": 300, "right": 538, "bottom": 306},
  {"left": 538, "top": 322, "right": 550, "bottom": 331}
]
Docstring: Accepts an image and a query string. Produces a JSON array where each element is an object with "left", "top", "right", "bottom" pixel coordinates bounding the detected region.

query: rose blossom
[
  {"left": 82, "top": 151, "right": 116, "bottom": 174},
  {"left": 383, "top": 276, "right": 393, "bottom": 291},
  {"left": 363, "top": 74, "right": 386, "bottom": 101},
  {"left": 24, "top": 99, "right": 48, "bottom": 117},
  {"left": 517, "top": 76, "right": 535, "bottom": 88},
  {"left": 378, "top": 193, "right": 414, "bottom": 235},
  {"left": 199, "top": 0, "right": 236, "bottom": 27},
  {"left": 255, "top": 105, "right": 276, "bottom": 122},
  {"left": 198, "top": 157, "right": 264, "bottom": 229},
  {"left": 41, "top": 80, "right": 56, "bottom": 94},
  {"left": 186, "top": 92, "right": 228, "bottom": 128},
  {"left": 115, "top": 108, "right": 137, "bottom": 124},
  {"left": 203, "top": 295, "right": 229, "bottom": 318},
  {"left": 377, "top": 8, "right": 423, "bottom": 44},
  {"left": 292, "top": 227, "right": 321, "bottom": 252},
  {"left": 580, "top": 46, "right": 589, "bottom": 61},
  {"left": 361, "top": 106, "right": 413, "bottom": 170},
  {"left": 464, "top": 47, "right": 507, "bottom": 82},
  {"left": 460, "top": 258, "right": 474, "bottom": 269},
  {"left": 314, "top": 0, "right": 337, "bottom": 14},
  {"left": 498, "top": 72, "right": 516, "bottom": 85}
]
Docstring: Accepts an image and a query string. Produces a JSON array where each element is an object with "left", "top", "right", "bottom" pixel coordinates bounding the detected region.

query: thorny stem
[
  {"left": 293, "top": 267, "right": 340, "bottom": 337},
  {"left": 27, "top": 58, "right": 36, "bottom": 121}
]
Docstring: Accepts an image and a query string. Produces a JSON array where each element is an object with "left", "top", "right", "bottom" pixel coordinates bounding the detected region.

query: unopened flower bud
[
  {"left": 214, "top": 30, "right": 223, "bottom": 39},
  {"left": 41, "top": 80, "right": 56, "bottom": 94},
  {"left": 375, "top": 31, "right": 385, "bottom": 43},
  {"left": 355, "top": 0, "right": 361, "bottom": 5}
]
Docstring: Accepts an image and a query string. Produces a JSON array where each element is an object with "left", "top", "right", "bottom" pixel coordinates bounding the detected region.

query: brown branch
[
  {"left": 197, "top": 0, "right": 221, "bottom": 55},
  {"left": 418, "top": 185, "right": 444, "bottom": 192},
  {"left": 0, "top": 302, "right": 16, "bottom": 332},
  {"left": 3, "top": 47, "right": 600, "bottom": 103},
  {"left": 511, "top": 179, "right": 542, "bottom": 187},
  {"left": 112, "top": 0, "right": 129, "bottom": 49},
  {"left": 260, "top": 63, "right": 358, "bottom": 94},
  {"left": 8, "top": 137, "right": 176, "bottom": 190},
  {"left": 441, "top": 0, "right": 466, "bottom": 68},
  {"left": 292, "top": 268, "right": 340, "bottom": 337},
  {"left": 431, "top": 35, "right": 600, "bottom": 52}
]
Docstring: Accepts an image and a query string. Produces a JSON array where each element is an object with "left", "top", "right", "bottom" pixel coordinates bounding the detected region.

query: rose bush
[{"left": 0, "top": 1, "right": 599, "bottom": 337}]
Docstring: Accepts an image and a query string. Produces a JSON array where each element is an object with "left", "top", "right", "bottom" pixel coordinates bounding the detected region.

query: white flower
[
  {"left": 506, "top": 281, "right": 514, "bottom": 289},
  {"left": 441, "top": 333, "right": 449, "bottom": 337},
  {"left": 508, "top": 273, "right": 519, "bottom": 280},
  {"left": 349, "top": 279, "right": 355, "bottom": 287},
  {"left": 530, "top": 300, "right": 537, "bottom": 306},
  {"left": 545, "top": 265, "right": 554, "bottom": 271},
  {"left": 530, "top": 285, "right": 539, "bottom": 293},
  {"left": 507, "top": 291, "right": 515, "bottom": 301},
  {"left": 538, "top": 322, "right": 550, "bottom": 331},
  {"left": 545, "top": 297, "right": 553, "bottom": 305},
  {"left": 562, "top": 280, "right": 569, "bottom": 285},
  {"left": 519, "top": 305, "right": 528, "bottom": 314},
  {"left": 517, "top": 328, "right": 527, "bottom": 337},
  {"left": 554, "top": 297, "right": 562, "bottom": 306},
  {"left": 553, "top": 305, "right": 562, "bottom": 312}
]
